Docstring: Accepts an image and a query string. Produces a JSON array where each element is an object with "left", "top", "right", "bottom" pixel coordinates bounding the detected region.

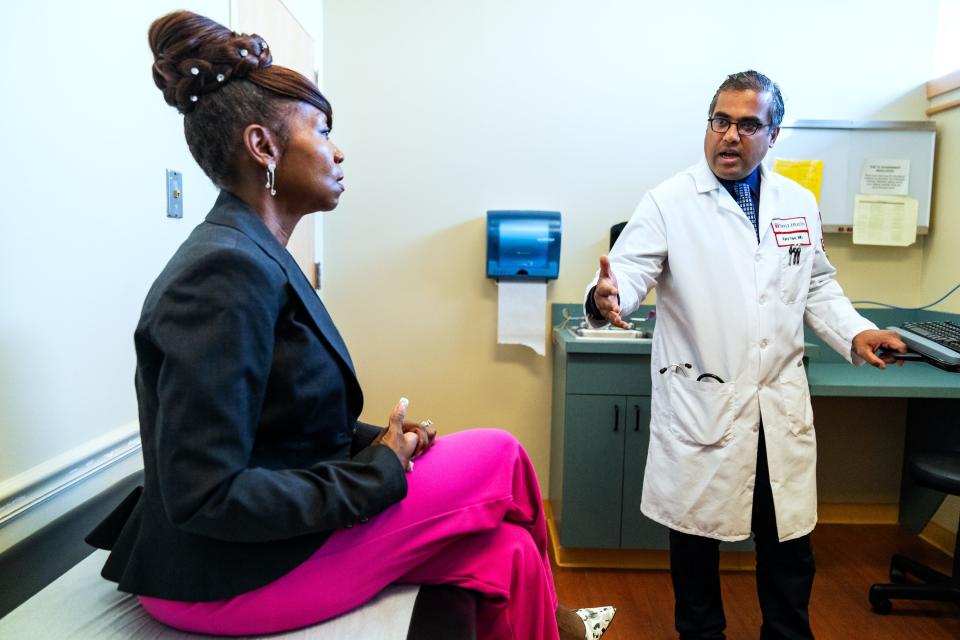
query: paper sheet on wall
[
  {"left": 860, "top": 159, "right": 910, "bottom": 195},
  {"left": 773, "top": 159, "right": 823, "bottom": 204},
  {"left": 852, "top": 194, "right": 918, "bottom": 246},
  {"left": 497, "top": 281, "right": 546, "bottom": 356}
]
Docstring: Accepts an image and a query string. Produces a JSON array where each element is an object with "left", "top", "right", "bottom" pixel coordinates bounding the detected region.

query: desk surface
[
  {"left": 807, "top": 362, "right": 960, "bottom": 398},
  {"left": 552, "top": 304, "right": 960, "bottom": 399}
]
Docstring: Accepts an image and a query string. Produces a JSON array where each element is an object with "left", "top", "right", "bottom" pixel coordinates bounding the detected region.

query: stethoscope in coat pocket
[{"left": 659, "top": 362, "right": 725, "bottom": 383}]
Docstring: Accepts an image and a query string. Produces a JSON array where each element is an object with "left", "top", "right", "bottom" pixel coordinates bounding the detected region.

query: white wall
[
  {"left": 1, "top": 0, "right": 222, "bottom": 478},
  {"left": 0, "top": 0, "right": 325, "bottom": 549},
  {"left": 934, "top": 0, "right": 960, "bottom": 76}
]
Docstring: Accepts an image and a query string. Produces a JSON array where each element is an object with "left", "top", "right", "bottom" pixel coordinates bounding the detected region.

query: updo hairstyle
[{"left": 148, "top": 11, "right": 332, "bottom": 189}]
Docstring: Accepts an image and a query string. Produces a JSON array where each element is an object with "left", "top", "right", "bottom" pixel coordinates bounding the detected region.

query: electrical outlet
[{"left": 166, "top": 170, "right": 183, "bottom": 218}]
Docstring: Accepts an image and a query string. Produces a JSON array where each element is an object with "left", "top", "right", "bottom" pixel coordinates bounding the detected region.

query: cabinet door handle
[
  {"left": 613, "top": 404, "right": 619, "bottom": 431},
  {"left": 634, "top": 404, "right": 641, "bottom": 431}
]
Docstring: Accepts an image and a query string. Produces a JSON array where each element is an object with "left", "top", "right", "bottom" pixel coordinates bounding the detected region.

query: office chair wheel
[
  {"left": 868, "top": 588, "right": 892, "bottom": 614},
  {"left": 889, "top": 565, "right": 906, "bottom": 583}
]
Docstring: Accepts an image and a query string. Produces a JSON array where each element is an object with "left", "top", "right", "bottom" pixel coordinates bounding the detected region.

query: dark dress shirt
[{"left": 718, "top": 165, "right": 761, "bottom": 212}]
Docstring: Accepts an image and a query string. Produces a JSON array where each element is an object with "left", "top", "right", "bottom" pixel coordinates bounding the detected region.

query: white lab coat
[{"left": 586, "top": 158, "right": 876, "bottom": 541}]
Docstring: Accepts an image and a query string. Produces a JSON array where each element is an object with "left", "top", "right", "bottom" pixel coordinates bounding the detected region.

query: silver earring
[{"left": 265, "top": 161, "right": 277, "bottom": 196}]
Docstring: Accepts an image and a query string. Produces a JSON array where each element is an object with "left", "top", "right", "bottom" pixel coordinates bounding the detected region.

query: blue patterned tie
[{"left": 734, "top": 182, "right": 758, "bottom": 239}]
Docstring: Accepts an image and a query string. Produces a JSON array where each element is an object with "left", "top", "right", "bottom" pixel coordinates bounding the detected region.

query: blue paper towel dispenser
[{"left": 486, "top": 210, "right": 561, "bottom": 280}]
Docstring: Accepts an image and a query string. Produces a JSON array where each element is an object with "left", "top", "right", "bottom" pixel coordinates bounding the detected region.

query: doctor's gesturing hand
[
  {"left": 593, "top": 256, "right": 631, "bottom": 329},
  {"left": 853, "top": 329, "right": 908, "bottom": 369}
]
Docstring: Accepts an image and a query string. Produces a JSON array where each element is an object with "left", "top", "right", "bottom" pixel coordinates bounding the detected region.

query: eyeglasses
[{"left": 707, "top": 116, "right": 769, "bottom": 136}]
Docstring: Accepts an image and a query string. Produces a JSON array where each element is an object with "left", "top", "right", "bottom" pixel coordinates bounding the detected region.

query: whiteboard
[{"left": 765, "top": 120, "right": 936, "bottom": 234}]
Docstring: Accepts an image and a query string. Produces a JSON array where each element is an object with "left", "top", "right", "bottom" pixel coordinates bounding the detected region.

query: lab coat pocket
[
  {"left": 668, "top": 375, "right": 736, "bottom": 447},
  {"left": 778, "top": 247, "right": 811, "bottom": 304},
  {"left": 779, "top": 360, "right": 814, "bottom": 436}
]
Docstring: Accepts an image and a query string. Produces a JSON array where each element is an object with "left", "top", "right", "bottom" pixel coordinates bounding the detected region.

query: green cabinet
[
  {"left": 560, "top": 393, "right": 665, "bottom": 549},
  {"left": 550, "top": 349, "right": 668, "bottom": 550},
  {"left": 621, "top": 396, "right": 669, "bottom": 548},
  {"left": 550, "top": 339, "right": 750, "bottom": 553},
  {"left": 560, "top": 394, "right": 625, "bottom": 548}
]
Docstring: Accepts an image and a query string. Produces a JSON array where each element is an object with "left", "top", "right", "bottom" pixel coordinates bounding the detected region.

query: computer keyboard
[{"left": 893, "top": 321, "right": 960, "bottom": 368}]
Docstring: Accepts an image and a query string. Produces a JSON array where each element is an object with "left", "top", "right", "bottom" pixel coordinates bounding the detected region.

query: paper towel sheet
[{"left": 497, "top": 281, "right": 546, "bottom": 356}]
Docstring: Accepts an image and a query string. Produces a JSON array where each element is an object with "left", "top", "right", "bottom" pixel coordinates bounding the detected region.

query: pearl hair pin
[
  {"left": 190, "top": 67, "right": 199, "bottom": 75},
  {"left": 189, "top": 95, "right": 198, "bottom": 102},
  {"left": 239, "top": 48, "right": 248, "bottom": 57},
  {"left": 216, "top": 74, "right": 225, "bottom": 82}
]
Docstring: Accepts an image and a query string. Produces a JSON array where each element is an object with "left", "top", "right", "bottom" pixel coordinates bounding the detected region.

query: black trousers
[{"left": 669, "top": 427, "right": 816, "bottom": 640}]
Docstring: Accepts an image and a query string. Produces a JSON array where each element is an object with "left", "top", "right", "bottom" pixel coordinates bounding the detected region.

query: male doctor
[{"left": 584, "top": 70, "right": 906, "bottom": 640}]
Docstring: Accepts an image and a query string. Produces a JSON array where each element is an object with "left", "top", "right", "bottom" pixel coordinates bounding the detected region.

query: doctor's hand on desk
[
  {"left": 853, "top": 329, "right": 908, "bottom": 369},
  {"left": 593, "top": 256, "right": 631, "bottom": 329}
]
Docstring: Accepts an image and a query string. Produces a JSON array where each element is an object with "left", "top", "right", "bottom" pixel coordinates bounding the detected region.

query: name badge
[
  {"left": 771, "top": 217, "right": 812, "bottom": 247},
  {"left": 775, "top": 231, "right": 811, "bottom": 247}
]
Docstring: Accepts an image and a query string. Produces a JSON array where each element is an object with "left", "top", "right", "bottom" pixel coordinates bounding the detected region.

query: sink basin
[{"left": 569, "top": 327, "right": 652, "bottom": 340}]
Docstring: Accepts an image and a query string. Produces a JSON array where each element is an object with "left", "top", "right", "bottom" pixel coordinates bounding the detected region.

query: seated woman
[{"left": 86, "top": 10, "right": 615, "bottom": 640}]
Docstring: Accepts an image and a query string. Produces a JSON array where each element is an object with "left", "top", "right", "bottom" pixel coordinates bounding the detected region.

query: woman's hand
[
  {"left": 402, "top": 419, "right": 439, "bottom": 458},
  {"left": 377, "top": 399, "right": 419, "bottom": 471}
]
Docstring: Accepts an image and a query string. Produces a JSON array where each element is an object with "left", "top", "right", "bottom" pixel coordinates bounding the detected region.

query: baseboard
[
  {"left": 547, "top": 500, "right": 956, "bottom": 568},
  {"left": 544, "top": 501, "right": 755, "bottom": 571},
  {"left": 0, "top": 423, "right": 143, "bottom": 555},
  {"left": 819, "top": 502, "right": 955, "bottom": 558},
  {"left": 817, "top": 502, "right": 898, "bottom": 525},
  {"left": 919, "top": 519, "right": 956, "bottom": 558}
]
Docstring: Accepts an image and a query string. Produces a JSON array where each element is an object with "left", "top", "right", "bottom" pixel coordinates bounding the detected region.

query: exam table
[{"left": 0, "top": 472, "right": 477, "bottom": 639}]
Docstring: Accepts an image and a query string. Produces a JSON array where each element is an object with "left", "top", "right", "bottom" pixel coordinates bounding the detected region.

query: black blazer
[{"left": 86, "top": 191, "right": 407, "bottom": 601}]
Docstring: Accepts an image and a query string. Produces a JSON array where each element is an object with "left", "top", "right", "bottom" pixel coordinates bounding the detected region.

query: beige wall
[
  {"left": 321, "top": 0, "right": 941, "bottom": 497},
  {"left": 923, "top": 92, "right": 960, "bottom": 534},
  {"left": 922, "top": 98, "right": 960, "bottom": 315}
]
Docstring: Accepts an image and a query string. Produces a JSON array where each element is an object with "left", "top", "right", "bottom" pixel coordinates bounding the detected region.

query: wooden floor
[{"left": 552, "top": 524, "right": 959, "bottom": 639}]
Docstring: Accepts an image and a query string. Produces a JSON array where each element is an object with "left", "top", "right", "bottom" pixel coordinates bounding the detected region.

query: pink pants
[{"left": 139, "top": 429, "right": 560, "bottom": 639}]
